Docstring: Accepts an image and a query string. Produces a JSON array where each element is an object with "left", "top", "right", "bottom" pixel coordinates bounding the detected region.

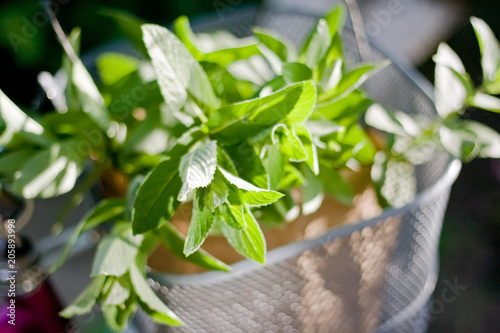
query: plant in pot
[{"left": 1, "top": 3, "right": 500, "bottom": 332}]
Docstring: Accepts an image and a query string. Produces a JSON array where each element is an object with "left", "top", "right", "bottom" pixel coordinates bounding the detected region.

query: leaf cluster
[{"left": 1, "top": 5, "right": 500, "bottom": 331}]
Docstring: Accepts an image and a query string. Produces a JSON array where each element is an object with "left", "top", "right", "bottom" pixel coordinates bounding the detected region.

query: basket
[{"left": 132, "top": 5, "right": 461, "bottom": 333}]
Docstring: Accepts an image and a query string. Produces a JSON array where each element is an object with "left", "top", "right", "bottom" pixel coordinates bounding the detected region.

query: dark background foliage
[{"left": 0, "top": 0, "right": 498, "bottom": 331}]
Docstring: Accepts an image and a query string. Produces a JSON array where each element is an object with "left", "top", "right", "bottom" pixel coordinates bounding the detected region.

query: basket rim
[{"left": 150, "top": 158, "right": 461, "bottom": 286}]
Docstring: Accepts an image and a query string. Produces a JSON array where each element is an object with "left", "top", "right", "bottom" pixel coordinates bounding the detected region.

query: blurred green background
[{"left": 0, "top": 0, "right": 499, "bottom": 332}]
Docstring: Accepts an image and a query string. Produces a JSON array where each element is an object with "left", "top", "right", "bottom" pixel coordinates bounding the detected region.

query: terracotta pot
[{"left": 147, "top": 166, "right": 384, "bottom": 274}]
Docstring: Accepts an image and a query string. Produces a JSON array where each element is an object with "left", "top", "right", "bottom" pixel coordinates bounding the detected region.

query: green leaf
[
  {"left": 91, "top": 231, "right": 142, "bottom": 277},
  {"left": 370, "top": 152, "right": 390, "bottom": 208},
  {"left": 219, "top": 205, "right": 266, "bottom": 264},
  {"left": 470, "top": 92, "right": 500, "bottom": 113},
  {"left": 207, "top": 81, "right": 316, "bottom": 145},
  {"left": 217, "top": 202, "right": 246, "bottom": 230},
  {"left": 315, "top": 89, "right": 372, "bottom": 120},
  {"left": 0, "top": 89, "right": 53, "bottom": 147},
  {"left": 96, "top": 52, "right": 140, "bottom": 86},
  {"left": 216, "top": 146, "right": 238, "bottom": 175},
  {"left": 294, "top": 124, "right": 319, "bottom": 175},
  {"left": 319, "top": 61, "right": 389, "bottom": 103},
  {"left": 433, "top": 43, "right": 468, "bottom": 118},
  {"left": 12, "top": 140, "right": 85, "bottom": 199},
  {"left": 319, "top": 163, "right": 353, "bottom": 205},
  {"left": 322, "top": 33, "right": 343, "bottom": 68},
  {"left": 178, "top": 140, "right": 218, "bottom": 201},
  {"left": 323, "top": 5, "right": 346, "bottom": 37},
  {"left": 50, "top": 198, "right": 126, "bottom": 273},
  {"left": 197, "top": 170, "right": 229, "bottom": 212},
  {"left": 464, "top": 120, "right": 500, "bottom": 158},
  {"left": 183, "top": 190, "right": 216, "bottom": 256},
  {"left": 282, "top": 62, "right": 313, "bottom": 84},
  {"left": 159, "top": 223, "right": 231, "bottom": 271},
  {"left": 219, "top": 167, "right": 284, "bottom": 206},
  {"left": 275, "top": 126, "right": 308, "bottom": 161},
  {"left": 0, "top": 149, "right": 34, "bottom": 178},
  {"left": 305, "top": 120, "right": 344, "bottom": 137},
  {"left": 132, "top": 158, "right": 182, "bottom": 234},
  {"left": 439, "top": 122, "right": 479, "bottom": 161},
  {"left": 60, "top": 276, "right": 107, "bottom": 317},
  {"left": 253, "top": 27, "right": 295, "bottom": 63},
  {"left": 319, "top": 59, "right": 343, "bottom": 92},
  {"left": 365, "top": 104, "right": 421, "bottom": 137},
  {"left": 121, "top": 111, "right": 169, "bottom": 156},
  {"left": 125, "top": 175, "right": 144, "bottom": 222},
  {"left": 203, "top": 45, "right": 261, "bottom": 68},
  {"left": 173, "top": 15, "right": 201, "bottom": 58},
  {"left": 102, "top": 277, "right": 130, "bottom": 306},
  {"left": 224, "top": 142, "right": 268, "bottom": 188},
  {"left": 301, "top": 164, "right": 324, "bottom": 215},
  {"left": 132, "top": 129, "right": 203, "bottom": 234},
  {"left": 300, "top": 18, "right": 331, "bottom": 69},
  {"left": 67, "top": 58, "right": 111, "bottom": 130},
  {"left": 99, "top": 7, "right": 148, "bottom": 56},
  {"left": 175, "top": 17, "right": 259, "bottom": 67},
  {"left": 278, "top": 164, "right": 305, "bottom": 190},
  {"left": 470, "top": 17, "right": 500, "bottom": 86},
  {"left": 129, "top": 262, "right": 183, "bottom": 326},
  {"left": 142, "top": 24, "right": 218, "bottom": 118}
]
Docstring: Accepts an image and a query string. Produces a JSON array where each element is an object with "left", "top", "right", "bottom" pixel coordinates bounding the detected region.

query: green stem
[{"left": 50, "top": 159, "right": 111, "bottom": 235}]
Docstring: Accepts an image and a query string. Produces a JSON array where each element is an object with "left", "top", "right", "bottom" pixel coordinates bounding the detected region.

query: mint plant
[
  {"left": 0, "top": 4, "right": 499, "bottom": 330},
  {"left": 365, "top": 17, "right": 500, "bottom": 206}
]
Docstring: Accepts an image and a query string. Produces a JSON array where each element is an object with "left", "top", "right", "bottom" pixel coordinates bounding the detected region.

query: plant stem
[
  {"left": 344, "top": 0, "right": 371, "bottom": 62},
  {"left": 43, "top": 0, "right": 79, "bottom": 64}
]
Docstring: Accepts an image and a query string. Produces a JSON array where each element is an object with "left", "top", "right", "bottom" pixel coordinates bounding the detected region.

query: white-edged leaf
[
  {"left": 433, "top": 43, "right": 466, "bottom": 74},
  {"left": 464, "top": 120, "right": 500, "bottom": 158},
  {"left": 50, "top": 198, "right": 126, "bottom": 273},
  {"left": 277, "top": 126, "right": 308, "bottom": 161},
  {"left": 12, "top": 140, "right": 85, "bottom": 199},
  {"left": 223, "top": 142, "right": 268, "bottom": 189},
  {"left": 319, "top": 59, "right": 343, "bottom": 92},
  {"left": 319, "top": 61, "right": 390, "bottom": 104},
  {"left": 294, "top": 124, "right": 319, "bottom": 175},
  {"left": 60, "top": 276, "right": 106, "bottom": 317},
  {"left": 365, "top": 104, "right": 421, "bottom": 137},
  {"left": 439, "top": 123, "right": 479, "bottom": 161},
  {"left": 183, "top": 191, "right": 215, "bottom": 256},
  {"left": 471, "top": 92, "right": 500, "bottom": 113},
  {"left": 142, "top": 24, "right": 218, "bottom": 118},
  {"left": 301, "top": 18, "right": 331, "bottom": 69},
  {"left": 91, "top": 231, "right": 142, "bottom": 277},
  {"left": 301, "top": 164, "right": 324, "bottom": 215},
  {"left": 102, "top": 278, "right": 130, "bottom": 306},
  {"left": 159, "top": 223, "right": 231, "bottom": 271},
  {"left": 207, "top": 81, "right": 316, "bottom": 145},
  {"left": 218, "top": 202, "right": 246, "bottom": 229},
  {"left": 132, "top": 129, "right": 203, "bottom": 234},
  {"left": 433, "top": 43, "right": 468, "bottom": 118},
  {"left": 71, "top": 60, "right": 111, "bottom": 130},
  {"left": 219, "top": 167, "right": 284, "bottom": 206},
  {"left": 218, "top": 205, "right": 266, "bottom": 264},
  {"left": 129, "top": 263, "right": 183, "bottom": 326},
  {"left": 253, "top": 27, "right": 295, "bottom": 63},
  {"left": 471, "top": 17, "right": 500, "bottom": 84},
  {"left": 282, "top": 62, "right": 313, "bottom": 84},
  {"left": 178, "top": 140, "right": 218, "bottom": 202},
  {"left": 0, "top": 89, "right": 53, "bottom": 147}
]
